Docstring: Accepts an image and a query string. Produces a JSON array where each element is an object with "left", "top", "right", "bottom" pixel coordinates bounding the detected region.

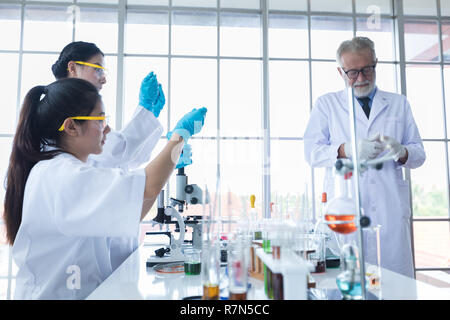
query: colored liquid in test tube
[
  {"left": 272, "top": 273, "right": 284, "bottom": 300},
  {"left": 264, "top": 267, "right": 273, "bottom": 299},
  {"left": 263, "top": 239, "right": 271, "bottom": 253},
  {"left": 272, "top": 245, "right": 281, "bottom": 260},
  {"left": 271, "top": 242, "right": 283, "bottom": 300},
  {"left": 263, "top": 203, "right": 274, "bottom": 253}
]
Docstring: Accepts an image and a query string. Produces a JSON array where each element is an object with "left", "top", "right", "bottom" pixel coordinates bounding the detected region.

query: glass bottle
[
  {"left": 336, "top": 243, "right": 368, "bottom": 300},
  {"left": 314, "top": 192, "right": 340, "bottom": 269}
]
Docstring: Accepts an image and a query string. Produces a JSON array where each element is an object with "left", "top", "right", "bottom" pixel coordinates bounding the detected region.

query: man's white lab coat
[{"left": 304, "top": 88, "right": 425, "bottom": 278}]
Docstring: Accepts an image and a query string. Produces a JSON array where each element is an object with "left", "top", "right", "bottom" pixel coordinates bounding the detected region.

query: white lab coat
[
  {"left": 12, "top": 153, "right": 145, "bottom": 299},
  {"left": 89, "top": 106, "right": 163, "bottom": 272},
  {"left": 12, "top": 106, "right": 162, "bottom": 299},
  {"left": 304, "top": 88, "right": 426, "bottom": 278}
]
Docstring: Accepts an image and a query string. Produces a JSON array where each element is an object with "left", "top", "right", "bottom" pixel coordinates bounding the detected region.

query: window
[
  {"left": 75, "top": 7, "right": 118, "bottom": 54},
  {"left": 0, "top": 5, "right": 21, "bottom": 50},
  {"left": 269, "top": 60, "right": 310, "bottom": 137},
  {"left": 402, "top": 0, "right": 450, "bottom": 282},
  {"left": 23, "top": 5, "right": 72, "bottom": 52},
  {"left": 125, "top": 10, "right": 168, "bottom": 55},
  {"left": 1, "top": 0, "right": 449, "bottom": 300},
  {"left": 0, "top": 54, "right": 19, "bottom": 134},
  {"left": 310, "top": 16, "right": 353, "bottom": 60},
  {"left": 220, "top": 12, "right": 261, "bottom": 57},
  {"left": 220, "top": 59, "right": 262, "bottom": 137},
  {"left": 172, "top": 11, "right": 217, "bottom": 56}
]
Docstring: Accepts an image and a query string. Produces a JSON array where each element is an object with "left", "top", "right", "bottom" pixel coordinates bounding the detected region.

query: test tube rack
[{"left": 256, "top": 248, "right": 313, "bottom": 300}]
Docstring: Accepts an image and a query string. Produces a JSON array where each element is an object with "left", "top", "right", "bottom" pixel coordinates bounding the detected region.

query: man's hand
[
  {"left": 381, "top": 135, "right": 408, "bottom": 163},
  {"left": 343, "top": 133, "right": 385, "bottom": 161}
]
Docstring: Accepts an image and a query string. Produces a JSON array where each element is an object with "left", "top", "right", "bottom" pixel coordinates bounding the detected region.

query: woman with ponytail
[
  {"left": 5, "top": 81, "right": 98, "bottom": 246},
  {"left": 5, "top": 78, "right": 207, "bottom": 299}
]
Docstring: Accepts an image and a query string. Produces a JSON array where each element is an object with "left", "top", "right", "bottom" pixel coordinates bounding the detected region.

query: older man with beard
[{"left": 303, "top": 37, "right": 426, "bottom": 278}]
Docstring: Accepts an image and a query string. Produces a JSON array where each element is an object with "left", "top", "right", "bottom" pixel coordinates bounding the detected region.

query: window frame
[{"left": 1, "top": 0, "right": 449, "bottom": 300}]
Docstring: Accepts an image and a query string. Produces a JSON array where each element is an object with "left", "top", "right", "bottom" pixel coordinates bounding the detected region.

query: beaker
[
  {"left": 184, "top": 248, "right": 201, "bottom": 276},
  {"left": 201, "top": 240, "right": 221, "bottom": 300}
]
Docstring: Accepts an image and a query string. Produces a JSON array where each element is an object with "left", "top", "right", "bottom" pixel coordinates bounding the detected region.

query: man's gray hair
[{"left": 336, "top": 37, "right": 377, "bottom": 66}]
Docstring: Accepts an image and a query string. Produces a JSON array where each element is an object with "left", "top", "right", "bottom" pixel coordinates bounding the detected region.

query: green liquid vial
[
  {"left": 184, "top": 262, "right": 201, "bottom": 275},
  {"left": 264, "top": 265, "right": 274, "bottom": 299},
  {"left": 263, "top": 239, "right": 271, "bottom": 253}
]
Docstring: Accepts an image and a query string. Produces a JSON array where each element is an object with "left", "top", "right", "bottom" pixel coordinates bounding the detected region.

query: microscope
[{"left": 146, "top": 168, "right": 206, "bottom": 267}]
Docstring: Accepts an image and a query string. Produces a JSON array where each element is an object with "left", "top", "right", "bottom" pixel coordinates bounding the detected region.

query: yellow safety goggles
[
  {"left": 58, "top": 116, "right": 108, "bottom": 132},
  {"left": 73, "top": 61, "right": 107, "bottom": 76}
]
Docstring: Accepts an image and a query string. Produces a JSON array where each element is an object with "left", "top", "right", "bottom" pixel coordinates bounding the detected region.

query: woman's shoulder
[
  {"left": 36, "top": 152, "right": 82, "bottom": 168},
  {"left": 29, "top": 153, "right": 85, "bottom": 181}
]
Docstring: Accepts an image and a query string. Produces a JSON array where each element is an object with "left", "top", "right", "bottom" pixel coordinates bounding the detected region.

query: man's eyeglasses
[
  {"left": 342, "top": 65, "right": 376, "bottom": 80},
  {"left": 73, "top": 61, "right": 107, "bottom": 77},
  {"left": 58, "top": 116, "right": 109, "bottom": 132}
]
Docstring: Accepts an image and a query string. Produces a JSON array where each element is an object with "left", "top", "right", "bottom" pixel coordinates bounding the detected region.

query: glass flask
[
  {"left": 336, "top": 243, "right": 368, "bottom": 300},
  {"left": 325, "top": 172, "right": 357, "bottom": 234}
]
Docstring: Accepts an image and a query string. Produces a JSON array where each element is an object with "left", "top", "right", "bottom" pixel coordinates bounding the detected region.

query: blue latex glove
[
  {"left": 176, "top": 143, "right": 192, "bottom": 169},
  {"left": 167, "top": 107, "right": 207, "bottom": 142},
  {"left": 139, "top": 71, "right": 166, "bottom": 118}
]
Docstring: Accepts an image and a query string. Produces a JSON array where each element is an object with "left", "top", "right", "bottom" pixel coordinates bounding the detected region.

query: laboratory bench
[{"left": 86, "top": 244, "right": 449, "bottom": 300}]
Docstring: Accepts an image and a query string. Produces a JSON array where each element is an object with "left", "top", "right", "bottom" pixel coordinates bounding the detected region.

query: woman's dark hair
[
  {"left": 4, "top": 78, "right": 100, "bottom": 245},
  {"left": 51, "top": 41, "right": 104, "bottom": 79}
]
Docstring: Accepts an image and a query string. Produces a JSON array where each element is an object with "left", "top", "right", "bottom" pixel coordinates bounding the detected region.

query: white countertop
[{"left": 87, "top": 244, "right": 449, "bottom": 300}]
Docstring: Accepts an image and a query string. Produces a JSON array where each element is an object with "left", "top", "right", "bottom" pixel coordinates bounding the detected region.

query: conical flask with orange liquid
[{"left": 324, "top": 172, "right": 357, "bottom": 234}]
